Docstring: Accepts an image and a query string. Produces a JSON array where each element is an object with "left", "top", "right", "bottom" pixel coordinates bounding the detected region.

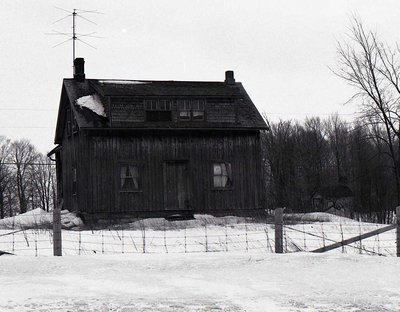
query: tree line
[
  {"left": 0, "top": 136, "right": 56, "bottom": 219},
  {"left": 262, "top": 115, "right": 397, "bottom": 222},
  {"left": 264, "top": 17, "right": 400, "bottom": 223}
]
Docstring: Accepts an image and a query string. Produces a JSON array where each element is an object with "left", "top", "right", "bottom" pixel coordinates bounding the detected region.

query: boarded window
[
  {"left": 145, "top": 99, "right": 172, "bottom": 121},
  {"left": 213, "top": 162, "right": 232, "bottom": 188},
  {"left": 120, "top": 165, "right": 140, "bottom": 191}
]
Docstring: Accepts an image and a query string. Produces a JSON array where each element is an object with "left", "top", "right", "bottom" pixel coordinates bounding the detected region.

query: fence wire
[{"left": 0, "top": 210, "right": 397, "bottom": 257}]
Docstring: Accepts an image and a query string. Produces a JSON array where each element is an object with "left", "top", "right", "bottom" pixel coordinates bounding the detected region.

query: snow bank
[
  {"left": 285, "top": 212, "right": 355, "bottom": 223},
  {"left": 76, "top": 94, "right": 106, "bottom": 117},
  {"left": 0, "top": 208, "right": 83, "bottom": 230},
  {"left": 98, "top": 80, "right": 151, "bottom": 85}
]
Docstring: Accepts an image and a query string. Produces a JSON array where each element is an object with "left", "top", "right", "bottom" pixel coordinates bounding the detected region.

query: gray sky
[{"left": 1, "top": 0, "right": 400, "bottom": 154}]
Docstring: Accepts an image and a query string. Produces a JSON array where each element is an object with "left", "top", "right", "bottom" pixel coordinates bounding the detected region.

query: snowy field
[
  {"left": 1, "top": 252, "right": 400, "bottom": 311},
  {"left": 0, "top": 210, "right": 400, "bottom": 311}
]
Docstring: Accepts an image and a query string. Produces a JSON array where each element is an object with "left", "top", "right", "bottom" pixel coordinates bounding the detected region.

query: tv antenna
[{"left": 46, "top": 7, "right": 103, "bottom": 72}]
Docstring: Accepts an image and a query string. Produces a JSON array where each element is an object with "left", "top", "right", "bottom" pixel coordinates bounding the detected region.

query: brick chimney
[
  {"left": 74, "top": 58, "right": 85, "bottom": 82},
  {"left": 225, "top": 70, "right": 235, "bottom": 85}
]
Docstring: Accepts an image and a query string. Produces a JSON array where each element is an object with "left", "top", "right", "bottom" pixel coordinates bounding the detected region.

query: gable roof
[{"left": 54, "top": 78, "right": 268, "bottom": 144}]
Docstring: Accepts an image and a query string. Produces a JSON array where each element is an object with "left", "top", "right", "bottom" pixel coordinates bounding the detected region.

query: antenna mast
[
  {"left": 72, "top": 9, "right": 76, "bottom": 62},
  {"left": 47, "top": 7, "right": 103, "bottom": 75}
]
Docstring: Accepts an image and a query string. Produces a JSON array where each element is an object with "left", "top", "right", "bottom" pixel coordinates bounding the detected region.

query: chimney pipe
[
  {"left": 225, "top": 70, "right": 235, "bottom": 85},
  {"left": 74, "top": 58, "right": 85, "bottom": 82}
]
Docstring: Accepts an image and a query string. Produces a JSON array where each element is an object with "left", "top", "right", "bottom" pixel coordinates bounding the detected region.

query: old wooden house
[{"left": 48, "top": 58, "right": 268, "bottom": 221}]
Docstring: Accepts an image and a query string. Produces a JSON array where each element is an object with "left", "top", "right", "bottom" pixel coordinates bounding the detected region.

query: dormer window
[
  {"left": 145, "top": 99, "right": 172, "bottom": 121},
  {"left": 192, "top": 100, "right": 205, "bottom": 120},
  {"left": 178, "top": 100, "right": 191, "bottom": 120},
  {"left": 178, "top": 99, "right": 205, "bottom": 121}
]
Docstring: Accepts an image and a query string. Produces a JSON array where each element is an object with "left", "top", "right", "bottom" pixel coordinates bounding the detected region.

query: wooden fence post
[
  {"left": 275, "top": 208, "right": 283, "bottom": 254},
  {"left": 53, "top": 205, "right": 62, "bottom": 256},
  {"left": 397, "top": 206, "right": 400, "bottom": 257}
]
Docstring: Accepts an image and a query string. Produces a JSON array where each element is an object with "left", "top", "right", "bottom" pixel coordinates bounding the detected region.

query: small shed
[
  {"left": 312, "top": 178, "right": 354, "bottom": 216},
  {"left": 48, "top": 58, "right": 268, "bottom": 221}
]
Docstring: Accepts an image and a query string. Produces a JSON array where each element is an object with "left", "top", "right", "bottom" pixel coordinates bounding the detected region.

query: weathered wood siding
[
  {"left": 59, "top": 108, "right": 80, "bottom": 213},
  {"left": 74, "top": 131, "right": 264, "bottom": 215}
]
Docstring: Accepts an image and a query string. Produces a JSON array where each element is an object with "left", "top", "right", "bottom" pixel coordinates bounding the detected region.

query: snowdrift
[{"left": 0, "top": 208, "right": 83, "bottom": 230}]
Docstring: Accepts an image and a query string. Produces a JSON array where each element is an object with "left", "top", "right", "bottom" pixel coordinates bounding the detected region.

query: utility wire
[{"left": 1, "top": 162, "right": 55, "bottom": 166}]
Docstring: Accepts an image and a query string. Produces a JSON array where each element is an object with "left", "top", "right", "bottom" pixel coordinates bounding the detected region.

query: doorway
[{"left": 163, "top": 161, "right": 189, "bottom": 210}]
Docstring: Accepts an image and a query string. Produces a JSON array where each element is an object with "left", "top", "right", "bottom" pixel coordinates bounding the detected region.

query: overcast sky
[{"left": 1, "top": 0, "right": 400, "bottom": 154}]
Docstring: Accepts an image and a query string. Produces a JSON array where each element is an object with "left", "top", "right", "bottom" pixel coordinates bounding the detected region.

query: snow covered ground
[
  {"left": 0, "top": 210, "right": 399, "bottom": 311},
  {"left": 1, "top": 252, "right": 400, "bottom": 311}
]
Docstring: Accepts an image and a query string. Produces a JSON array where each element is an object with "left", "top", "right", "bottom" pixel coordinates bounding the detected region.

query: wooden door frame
[{"left": 163, "top": 159, "right": 190, "bottom": 211}]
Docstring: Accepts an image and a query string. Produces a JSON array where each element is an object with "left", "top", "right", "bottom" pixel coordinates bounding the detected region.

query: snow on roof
[
  {"left": 76, "top": 94, "right": 107, "bottom": 117},
  {"left": 98, "top": 80, "right": 151, "bottom": 85}
]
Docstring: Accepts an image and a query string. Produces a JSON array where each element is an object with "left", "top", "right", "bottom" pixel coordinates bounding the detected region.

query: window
[
  {"left": 145, "top": 99, "right": 172, "bottom": 121},
  {"left": 178, "top": 99, "right": 205, "bottom": 121},
  {"left": 66, "top": 108, "right": 72, "bottom": 137},
  {"left": 213, "top": 162, "right": 232, "bottom": 188},
  {"left": 72, "top": 167, "right": 77, "bottom": 195},
  {"left": 72, "top": 117, "right": 79, "bottom": 134},
  {"left": 120, "top": 164, "right": 140, "bottom": 191},
  {"left": 192, "top": 100, "right": 205, "bottom": 120},
  {"left": 178, "top": 100, "right": 191, "bottom": 120}
]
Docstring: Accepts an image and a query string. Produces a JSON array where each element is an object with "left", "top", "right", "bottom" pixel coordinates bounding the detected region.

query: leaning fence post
[
  {"left": 53, "top": 204, "right": 62, "bottom": 256},
  {"left": 397, "top": 206, "right": 400, "bottom": 257},
  {"left": 275, "top": 208, "right": 283, "bottom": 254}
]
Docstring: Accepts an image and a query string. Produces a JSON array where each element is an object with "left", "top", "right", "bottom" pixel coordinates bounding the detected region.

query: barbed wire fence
[
  {"left": 0, "top": 211, "right": 277, "bottom": 256},
  {"left": 0, "top": 208, "right": 399, "bottom": 257},
  {"left": 278, "top": 207, "right": 399, "bottom": 257}
]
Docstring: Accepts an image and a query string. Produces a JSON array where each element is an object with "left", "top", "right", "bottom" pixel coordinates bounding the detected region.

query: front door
[{"left": 163, "top": 161, "right": 189, "bottom": 210}]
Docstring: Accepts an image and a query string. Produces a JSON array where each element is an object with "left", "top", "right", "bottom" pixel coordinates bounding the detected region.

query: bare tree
[
  {"left": 325, "top": 114, "right": 350, "bottom": 180},
  {"left": 335, "top": 17, "right": 400, "bottom": 203},
  {"left": 0, "top": 136, "right": 11, "bottom": 219},
  {"left": 31, "top": 154, "right": 56, "bottom": 212},
  {"left": 11, "top": 139, "right": 39, "bottom": 214}
]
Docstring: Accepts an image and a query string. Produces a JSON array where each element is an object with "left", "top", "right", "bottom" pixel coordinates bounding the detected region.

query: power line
[
  {"left": 1, "top": 162, "right": 55, "bottom": 166},
  {"left": 0, "top": 127, "right": 54, "bottom": 129},
  {"left": 0, "top": 108, "right": 57, "bottom": 112},
  {"left": 266, "top": 112, "right": 357, "bottom": 116}
]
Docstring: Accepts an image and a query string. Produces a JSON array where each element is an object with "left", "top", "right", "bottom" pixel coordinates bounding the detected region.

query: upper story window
[
  {"left": 178, "top": 99, "right": 205, "bottom": 121},
  {"left": 145, "top": 99, "right": 172, "bottom": 121},
  {"left": 72, "top": 117, "right": 79, "bottom": 134},
  {"left": 213, "top": 162, "right": 232, "bottom": 189}
]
